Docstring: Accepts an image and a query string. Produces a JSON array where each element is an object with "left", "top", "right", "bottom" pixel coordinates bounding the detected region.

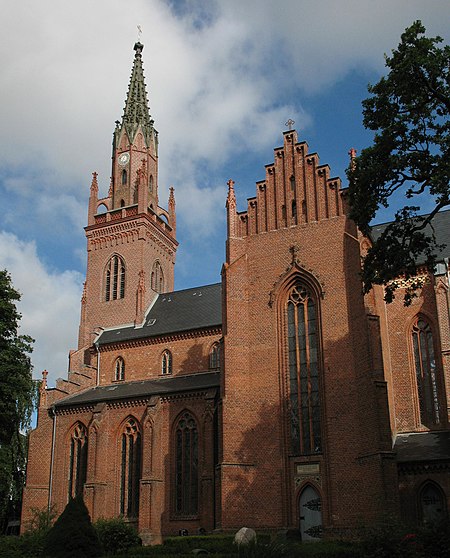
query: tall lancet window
[
  {"left": 412, "top": 317, "right": 442, "bottom": 426},
  {"left": 174, "top": 412, "right": 199, "bottom": 516},
  {"left": 120, "top": 418, "right": 141, "bottom": 518},
  {"left": 68, "top": 423, "right": 88, "bottom": 499},
  {"left": 151, "top": 261, "right": 164, "bottom": 293},
  {"left": 105, "top": 255, "right": 126, "bottom": 301},
  {"left": 287, "top": 283, "right": 322, "bottom": 455}
]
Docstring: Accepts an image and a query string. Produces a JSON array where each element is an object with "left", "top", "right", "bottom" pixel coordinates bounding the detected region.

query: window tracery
[
  {"left": 286, "top": 283, "right": 322, "bottom": 455},
  {"left": 210, "top": 343, "right": 220, "bottom": 370},
  {"left": 105, "top": 255, "right": 126, "bottom": 301},
  {"left": 412, "top": 317, "right": 442, "bottom": 425},
  {"left": 151, "top": 261, "right": 164, "bottom": 293},
  {"left": 174, "top": 412, "right": 198, "bottom": 516},
  {"left": 114, "top": 357, "right": 125, "bottom": 381},
  {"left": 68, "top": 423, "right": 88, "bottom": 499},
  {"left": 120, "top": 418, "right": 141, "bottom": 518},
  {"left": 162, "top": 350, "right": 172, "bottom": 375}
]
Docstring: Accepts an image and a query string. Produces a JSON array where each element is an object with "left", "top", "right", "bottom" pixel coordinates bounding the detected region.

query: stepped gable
[
  {"left": 53, "top": 370, "right": 220, "bottom": 408},
  {"left": 226, "top": 129, "right": 343, "bottom": 239},
  {"left": 97, "top": 282, "right": 222, "bottom": 345}
]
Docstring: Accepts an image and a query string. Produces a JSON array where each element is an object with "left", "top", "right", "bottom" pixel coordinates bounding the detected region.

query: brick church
[{"left": 22, "top": 42, "right": 450, "bottom": 543}]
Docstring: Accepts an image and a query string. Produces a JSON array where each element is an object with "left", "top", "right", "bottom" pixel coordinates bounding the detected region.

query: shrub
[
  {"left": 359, "top": 515, "right": 416, "bottom": 558},
  {"left": 43, "top": 496, "right": 102, "bottom": 558},
  {"left": 95, "top": 517, "right": 141, "bottom": 555}
]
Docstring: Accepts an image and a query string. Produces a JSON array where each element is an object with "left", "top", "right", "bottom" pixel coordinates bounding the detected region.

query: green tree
[
  {"left": 347, "top": 21, "right": 450, "bottom": 304},
  {"left": 44, "top": 497, "right": 102, "bottom": 558},
  {"left": 0, "top": 269, "right": 36, "bottom": 532}
]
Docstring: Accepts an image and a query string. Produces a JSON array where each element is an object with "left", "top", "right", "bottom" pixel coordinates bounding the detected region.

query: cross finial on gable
[
  {"left": 289, "top": 244, "right": 300, "bottom": 264},
  {"left": 285, "top": 118, "right": 295, "bottom": 131}
]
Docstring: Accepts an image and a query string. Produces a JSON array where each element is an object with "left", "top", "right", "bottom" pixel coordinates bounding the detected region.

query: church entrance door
[{"left": 299, "top": 485, "right": 322, "bottom": 541}]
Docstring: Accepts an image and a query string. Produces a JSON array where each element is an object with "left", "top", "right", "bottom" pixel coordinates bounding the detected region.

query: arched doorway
[
  {"left": 419, "top": 482, "right": 447, "bottom": 525},
  {"left": 299, "top": 485, "right": 322, "bottom": 541}
]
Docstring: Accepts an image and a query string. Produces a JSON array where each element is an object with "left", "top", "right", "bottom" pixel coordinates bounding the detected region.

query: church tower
[{"left": 76, "top": 42, "right": 178, "bottom": 354}]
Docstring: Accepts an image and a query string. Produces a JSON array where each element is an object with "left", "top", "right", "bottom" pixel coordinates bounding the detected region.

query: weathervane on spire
[{"left": 137, "top": 25, "right": 143, "bottom": 41}]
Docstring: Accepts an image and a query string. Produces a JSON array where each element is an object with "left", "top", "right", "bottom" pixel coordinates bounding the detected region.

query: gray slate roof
[
  {"left": 54, "top": 371, "right": 220, "bottom": 409},
  {"left": 98, "top": 283, "right": 222, "bottom": 346},
  {"left": 371, "top": 208, "right": 450, "bottom": 261},
  {"left": 394, "top": 431, "right": 450, "bottom": 463}
]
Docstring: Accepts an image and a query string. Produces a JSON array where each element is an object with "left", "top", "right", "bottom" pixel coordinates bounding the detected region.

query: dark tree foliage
[
  {"left": 0, "top": 270, "right": 36, "bottom": 532},
  {"left": 44, "top": 496, "right": 102, "bottom": 558},
  {"left": 347, "top": 21, "right": 450, "bottom": 304}
]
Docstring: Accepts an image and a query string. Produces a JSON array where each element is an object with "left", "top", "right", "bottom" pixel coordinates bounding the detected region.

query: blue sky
[{"left": 0, "top": 0, "right": 448, "bottom": 385}]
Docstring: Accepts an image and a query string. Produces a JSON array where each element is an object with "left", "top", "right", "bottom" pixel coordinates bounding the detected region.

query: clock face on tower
[{"left": 118, "top": 152, "right": 130, "bottom": 166}]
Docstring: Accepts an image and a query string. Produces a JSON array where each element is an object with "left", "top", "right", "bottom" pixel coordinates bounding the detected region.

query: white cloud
[
  {"left": 0, "top": 232, "right": 83, "bottom": 386},
  {"left": 0, "top": 0, "right": 449, "bottom": 386}
]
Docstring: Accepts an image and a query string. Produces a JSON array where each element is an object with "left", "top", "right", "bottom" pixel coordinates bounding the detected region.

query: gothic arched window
[
  {"left": 68, "top": 423, "right": 88, "bottom": 499},
  {"left": 292, "top": 200, "right": 297, "bottom": 225},
  {"left": 210, "top": 343, "right": 220, "bottom": 370},
  {"left": 114, "top": 357, "right": 125, "bottom": 381},
  {"left": 412, "top": 317, "right": 442, "bottom": 426},
  {"left": 120, "top": 418, "right": 141, "bottom": 518},
  {"left": 286, "top": 283, "right": 322, "bottom": 455},
  {"left": 151, "top": 261, "right": 164, "bottom": 293},
  {"left": 105, "top": 255, "right": 126, "bottom": 301},
  {"left": 149, "top": 174, "right": 153, "bottom": 194},
  {"left": 419, "top": 481, "right": 447, "bottom": 525},
  {"left": 121, "top": 169, "right": 127, "bottom": 185},
  {"left": 162, "top": 350, "right": 172, "bottom": 375},
  {"left": 174, "top": 412, "right": 198, "bottom": 516}
]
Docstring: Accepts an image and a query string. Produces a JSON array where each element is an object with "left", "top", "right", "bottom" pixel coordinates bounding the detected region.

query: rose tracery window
[
  {"left": 120, "top": 418, "right": 141, "bottom": 518},
  {"left": 287, "top": 283, "right": 322, "bottom": 455},
  {"left": 105, "top": 255, "right": 126, "bottom": 301},
  {"left": 412, "top": 317, "right": 442, "bottom": 426},
  {"left": 68, "top": 423, "right": 88, "bottom": 499},
  {"left": 174, "top": 412, "right": 198, "bottom": 516}
]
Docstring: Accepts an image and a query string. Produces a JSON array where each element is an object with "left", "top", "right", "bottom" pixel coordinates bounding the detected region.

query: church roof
[
  {"left": 371, "top": 208, "right": 450, "bottom": 261},
  {"left": 97, "top": 282, "right": 222, "bottom": 346},
  {"left": 394, "top": 431, "right": 450, "bottom": 463},
  {"left": 53, "top": 371, "right": 220, "bottom": 409}
]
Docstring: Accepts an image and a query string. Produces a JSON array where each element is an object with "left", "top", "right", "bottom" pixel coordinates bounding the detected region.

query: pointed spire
[
  {"left": 90, "top": 172, "right": 98, "bottom": 194},
  {"left": 226, "top": 179, "right": 237, "bottom": 240},
  {"left": 168, "top": 186, "right": 175, "bottom": 210},
  {"left": 348, "top": 147, "right": 357, "bottom": 171},
  {"left": 226, "top": 179, "right": 236, "bottom": 210},
  {"left": 39, "top": 370, "right": 48, "bottom": 407},
  {"left": 88, "top": 172, "right": 99, "bottom": 226},
  {"left": 168, "top": 187, "right": 176, "bottom": 237},
  {"left": 122, "top": 42, "right": 155, "bottom": 147}
]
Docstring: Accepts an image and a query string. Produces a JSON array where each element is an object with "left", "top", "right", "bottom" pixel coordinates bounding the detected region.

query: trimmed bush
[
  {"left": 95, "top": 517, "right": 141, "bottom": 555},
  {"left": 43, "top": 496, "right": 102, "bottom": 558}
]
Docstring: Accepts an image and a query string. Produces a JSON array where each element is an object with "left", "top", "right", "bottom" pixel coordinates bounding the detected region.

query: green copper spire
[{"left": 122, "top": 42, "right": 156, "bottom": 147}]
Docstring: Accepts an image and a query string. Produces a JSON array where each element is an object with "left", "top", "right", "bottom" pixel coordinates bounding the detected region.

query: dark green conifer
[{"left": 43, "top": 496, "right": 102, "bottom": 558}]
